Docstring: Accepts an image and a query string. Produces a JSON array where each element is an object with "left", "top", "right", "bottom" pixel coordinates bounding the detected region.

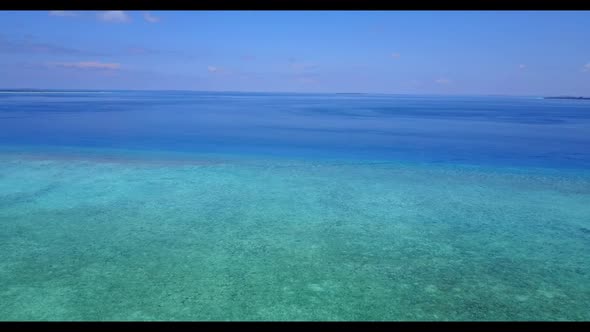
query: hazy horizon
[{"left": 0, "top": 87, "right": 561, "bottom": 98}]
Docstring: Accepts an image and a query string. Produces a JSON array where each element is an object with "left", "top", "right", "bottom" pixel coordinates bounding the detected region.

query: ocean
[{"left": 0, "top": 91, "right": 589, "bottom": 320}]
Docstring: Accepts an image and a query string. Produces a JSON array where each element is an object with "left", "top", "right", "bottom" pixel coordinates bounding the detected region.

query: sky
[{"left": 0, "top": 10, "right": 589, "bottom": 95}]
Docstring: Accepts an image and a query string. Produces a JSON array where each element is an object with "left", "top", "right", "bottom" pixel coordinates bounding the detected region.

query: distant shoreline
[{"left": 544, "top": 96, "right": 590, "bottom": 100}]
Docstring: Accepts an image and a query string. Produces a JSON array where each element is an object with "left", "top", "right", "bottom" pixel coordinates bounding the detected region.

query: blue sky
[{"left": 0, "top": 10, "right": 589, "bottom": 95}]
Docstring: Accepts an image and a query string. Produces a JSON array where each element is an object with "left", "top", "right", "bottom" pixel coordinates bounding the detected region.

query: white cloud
[
  {"left": 97, "top": 11, "right": 130, "bottom": 23},
  {"left": 48, "top": 11, "right": 77, "bottom": 17},
  {"left": 207, "top": 66, "right": 220, "bottom": 73},
  {"left": 143, "top": 12, "right": 160, "bottom": 23},
  {"left": 583, "top": 63, "right": 590, "bottom": 72},
  {"left": 51, "top": 61, "right": 121, "bottom": 70},
  {"left": 435, "top": 78, "right": 452, "bottom": 84},
  {"left": 391, "top": 53, "right": 401, "bottom": 59},
  {"left": 519, "top": 64, "right": 526, "bottom": 69}
]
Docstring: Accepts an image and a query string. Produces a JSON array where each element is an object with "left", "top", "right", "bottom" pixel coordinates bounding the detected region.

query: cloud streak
[
  {"left": 51, "top": 61, "right": 121, "bottom": 70},
  {"left": 391, "top": 52, "right": 401, "bottom": 59},
  {"left": 143, "top": 12, "right": 160, "bottom": 23},
  {"left": 207, "top": 65, "right": 221, "bottom": 73},
  {"left": 207, "top": 65, "right": 242, "bottom": 77},
  {"left": 0, "top": 35, "right": 97, "bottom": 56},
  {"left": 288, "top": 59, "right": 318, "bottom": 74},
  {"left": 296, "top": 77, "right": 317, "bottom": 84},
  {"left": 285, "top": 58, "right": 320, "bottom": 84},
  {"left": 48, "top": 11, "right": 78, "bottom": 17},
  {"left": 122, "top": 46, "right": 196, "bottom": 61},
  {"left": 435, "top": 78, "right": 452, "bottom": 84},
  {"left": 97, "top": 11, "right": 130, "bottom": 23}
]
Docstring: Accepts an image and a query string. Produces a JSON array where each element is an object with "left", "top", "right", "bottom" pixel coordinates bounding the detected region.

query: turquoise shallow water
[
  {"left": 1, "top": 148, "right": 589, "bottom": 320},
  {"left": 1, "top": 91, "right": 590, "bottom": 320}
]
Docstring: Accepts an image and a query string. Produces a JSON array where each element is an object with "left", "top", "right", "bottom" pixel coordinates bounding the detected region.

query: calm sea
[{"left": 0, "top": 91, "right": 589, "bottom": 320}]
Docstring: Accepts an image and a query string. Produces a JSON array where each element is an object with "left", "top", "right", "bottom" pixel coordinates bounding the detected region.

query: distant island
[{"left": 544, "top": 96, "right": 590, "bottom": 100}]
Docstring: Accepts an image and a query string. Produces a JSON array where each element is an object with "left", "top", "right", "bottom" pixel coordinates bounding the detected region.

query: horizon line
[{"left": 0, "top": 88, "right": 553, "bottom": 98}]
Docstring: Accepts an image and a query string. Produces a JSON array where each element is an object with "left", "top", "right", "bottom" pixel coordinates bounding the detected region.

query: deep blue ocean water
[
  {"left": 1, "top": 91, "right": 589, "bottom": 169},
  {"left": 1, "top": 91, "right": 589, "bottom": 320}
]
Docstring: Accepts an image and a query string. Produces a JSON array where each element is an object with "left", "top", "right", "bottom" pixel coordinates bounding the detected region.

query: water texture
[{"left": 0, "top": 91, "right": 589, "bottom": 320}]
